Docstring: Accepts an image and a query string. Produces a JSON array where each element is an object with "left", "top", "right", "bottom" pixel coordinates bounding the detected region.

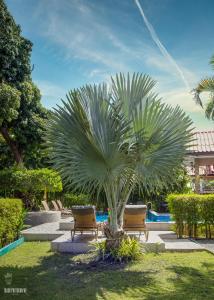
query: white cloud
[
  {"left": 35, "top": 0, "right": 131, "bottom": 73},
  {"left": 160, "top": 88, "right": 202, "bottom": 113},
  {"left": 35, "top": 80, "right": 66, "bottom": 106}
]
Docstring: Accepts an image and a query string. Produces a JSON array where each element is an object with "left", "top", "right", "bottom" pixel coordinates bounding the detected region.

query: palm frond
[
  {"left": 46, "top": 84, "right": 131, "bottom": 193},
  {"left": 205, "top": 95, "right": 214, "bottom": 120},
  {"left": 193, "top": 77, "right": 214, "bottom": 107},
  {"left": 210, "top": 55, "right": 214, "bottom": 69},
  {"left": 130, "top": 100, "right": 193, "bottom": 189}
]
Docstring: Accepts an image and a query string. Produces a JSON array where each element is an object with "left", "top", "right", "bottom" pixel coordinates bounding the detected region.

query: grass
[{"left": 0, "top": 242, "right": 214, "bottom": 300}]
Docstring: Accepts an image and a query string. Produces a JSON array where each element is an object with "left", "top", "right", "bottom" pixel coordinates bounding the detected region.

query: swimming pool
[
  {"left": 96, "top": 211, "right": 172, "bottom": 223},
  {"left": 147, "top": 210, "right": 171, "bottom": 222},
  {"left": 96, "top": 213, "right": 109, "bottom": 222}
]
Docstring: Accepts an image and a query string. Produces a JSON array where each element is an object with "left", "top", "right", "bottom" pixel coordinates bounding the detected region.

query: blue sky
[{"left": 6, "top": 0, "right": 214, "bottom": 129}]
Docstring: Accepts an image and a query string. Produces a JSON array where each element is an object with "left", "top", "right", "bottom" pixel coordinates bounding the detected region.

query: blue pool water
[
  {"left": 148, "top": 210, "right": 171, "bottom": 222},
  {"left": 96, "top": 211, "right": 172, "bottom": 223},
  {"left": 96, "top": 214, "right": 109, "bottom": 222}
]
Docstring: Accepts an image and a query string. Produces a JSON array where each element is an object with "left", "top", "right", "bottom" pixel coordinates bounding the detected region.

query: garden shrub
[
  {"left": 167, "top": 194, "right": 214, "bottom": 238},
  {"left": 94, "top": 236, "right": 142, "bottom": 262},
  {"left": 62, "top": 193, "right": 91, "bottom": 208},
  {"left": 0, "top": 198, "right": 24, "bottom": 248},
  {"left": 0, "top": 168, "right": 62, "bottom": 209}
]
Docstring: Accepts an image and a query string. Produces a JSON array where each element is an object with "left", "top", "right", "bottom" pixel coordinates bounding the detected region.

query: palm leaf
[
  {"left": 210, "top": 55, "right": 214, "bottom": 69},
  {"left": 205, "top": 95, "right": 214, "bottom": 120},
  {"left": 193, "top": 77, "right": 214, "bottom": 107}
]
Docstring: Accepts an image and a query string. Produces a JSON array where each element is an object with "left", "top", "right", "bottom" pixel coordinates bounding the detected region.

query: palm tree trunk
[{"left": 104, "top": 181, "right": 134, "bottom": 251}]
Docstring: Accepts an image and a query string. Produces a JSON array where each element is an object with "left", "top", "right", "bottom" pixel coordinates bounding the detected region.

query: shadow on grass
[
  {"left": 0, "top": 251, "right": 214, "bottom": 300},
  {"left": 0, "top": 252, "right": 154, "bottom": 300},
  {"left": 145, "top": 264, "right": 214, "bottom": 300}
]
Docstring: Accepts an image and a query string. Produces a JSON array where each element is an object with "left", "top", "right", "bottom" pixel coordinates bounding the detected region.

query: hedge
[
  {"left": 167, "top": 194, "right": 214, "bottom": 239},
  {"left": 0, "top": 198, "right": 24, "bottom": 248},
  {"left": 62, "top": 193, "right": 91, "bottom": 208}
]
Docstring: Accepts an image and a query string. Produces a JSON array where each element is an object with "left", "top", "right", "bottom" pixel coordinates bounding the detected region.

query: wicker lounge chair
[
  {"left": 56, "top": 200, "right": 72, "bottom": 215},
  {"left": 41, "top": 200, "right": 50, "bottom": 211},
  {"left": 51, "top": 200, "right": 72, "bottom": 218},
  {"left": 123, "top": 205, "right": 149, "bottom": 241},
  {"left": 51, "top": 200, "right": 60, "bottom": 211},
  {"left": 71, "top": 206, "right": 99, "bottom": 241}
]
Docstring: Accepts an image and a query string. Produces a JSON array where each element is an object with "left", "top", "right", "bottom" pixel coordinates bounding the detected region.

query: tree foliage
[
  {"left": 193, "top": 55, "right": 214, "bottom": 120},
  {"left": 0, "top": 83, "right": 20, "bottom": 124},
  {"left": 130, "top": 167, "right": 191, "bottom": 211},
  {"left": 0, "top": 0, "right": 32, "bottom": 84},
  {"left": 0, "top": 168, "right": 62, "bottom": 209},
  {"left": 0, "top": 0, "right": 49, "bottom": 166}
]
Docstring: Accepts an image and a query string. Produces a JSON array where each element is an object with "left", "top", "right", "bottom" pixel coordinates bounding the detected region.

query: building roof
[{"left": 188, "top": 131, "right": 214, "bottom": 154}]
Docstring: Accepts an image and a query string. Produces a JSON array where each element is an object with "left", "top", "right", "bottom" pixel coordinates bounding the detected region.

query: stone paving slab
[
  {"left": 164, "top": 240, "right": 204, "bottom": 251},
  {"left": 159, "top": 232, "right": 204, "bottom": 251},
  {"left": 21, "top": 222, "right": 67, "bottom": 241},
  {"left": 192, "top": 240, "right": 214, "bottom": 254},
  {"left": 59, "top": 218, "right": 74, "bottom": 230},
  {"left": 51, "top": 231, "right": 104, "bottom": 253}
]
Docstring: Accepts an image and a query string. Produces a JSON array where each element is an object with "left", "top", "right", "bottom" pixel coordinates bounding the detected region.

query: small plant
[
  {"left": 111, "top": 237, "right": 142, "bottom": 262},
  {"left": 93, "top": 236, "right": 142, "bottom": 263},
  {"left": 93, "top": 240, "right": 106, "bottom": 261}
]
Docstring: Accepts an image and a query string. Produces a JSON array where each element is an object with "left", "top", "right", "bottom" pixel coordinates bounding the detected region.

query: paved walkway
[
  {"left": 21, "top": 222, "right": 67, "bottom": 241},
  {"left": 192, "top": 239, "right": 214, "bottom": 253},
  {"left": 21, "top": 223, "right": 214, "bottom": 254}
]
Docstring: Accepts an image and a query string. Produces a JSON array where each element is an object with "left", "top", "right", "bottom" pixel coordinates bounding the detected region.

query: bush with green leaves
[
  {"left": 62, "top": 193, "right": 91, "bottom": 208},
  {"left": 94, "top": 236, "right": 142, "bottom": 262},
  {"left": 167, "top": 194, "right": 214, "bottom": 238},
  {"left": 0, "top": 168, "right": 62, "bottom": 209},
  {"left": 203, "top": 180, "right": 214, "bottom": 192},
  {"left": 0, "top": 198, "right": 24, "bottom": 248}
]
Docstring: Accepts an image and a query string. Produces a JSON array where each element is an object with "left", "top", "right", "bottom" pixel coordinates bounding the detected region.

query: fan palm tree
[
  {"left": 46, "top": 73, "right": 193, "bottom": 240},
  {"left": 193, "top": 55, "right": 214, "bottom": 120}
]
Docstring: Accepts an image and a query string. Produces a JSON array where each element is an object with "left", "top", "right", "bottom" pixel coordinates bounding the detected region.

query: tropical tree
[
  {"left": 0, "top": 0, "right": 49, "bottom": 166},
  {"left": 193, "top": 54, "right": 214, "bottom": 120},
  {"left": 47, "top": 73, "right": 193, "bottom": 243}
]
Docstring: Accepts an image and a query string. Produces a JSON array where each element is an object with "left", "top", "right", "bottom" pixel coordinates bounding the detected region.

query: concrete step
[
  {"left": 51, "top": 232, "right": 102, "bottom": 253},
  {"left": 59, "top": 217, "right": 74, "bottom": 230},
  {"left": 21, "top": 222, "right": 66, "bottom": 241}
]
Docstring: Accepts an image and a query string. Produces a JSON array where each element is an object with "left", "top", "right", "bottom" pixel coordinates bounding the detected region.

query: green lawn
[{"left": 0, "top": 242, "right": 214, "bottom": 300}]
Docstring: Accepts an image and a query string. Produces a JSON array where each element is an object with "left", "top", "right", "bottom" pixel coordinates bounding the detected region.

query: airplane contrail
[{"left": 134, "top": 0, "right": 190, "bottom": 91}]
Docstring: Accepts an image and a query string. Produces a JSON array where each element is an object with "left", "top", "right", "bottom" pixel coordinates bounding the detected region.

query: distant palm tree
[
  {"left": 193, "top": 55, "right": 214, "bottom": 120},
  {"left": 47, "top": 73, "right": 193, "bottom": 242}
]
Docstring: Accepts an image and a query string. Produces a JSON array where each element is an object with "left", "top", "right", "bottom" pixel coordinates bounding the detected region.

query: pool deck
[{"left": 21, "top": 219, "right": 214, "bottom": 254}]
